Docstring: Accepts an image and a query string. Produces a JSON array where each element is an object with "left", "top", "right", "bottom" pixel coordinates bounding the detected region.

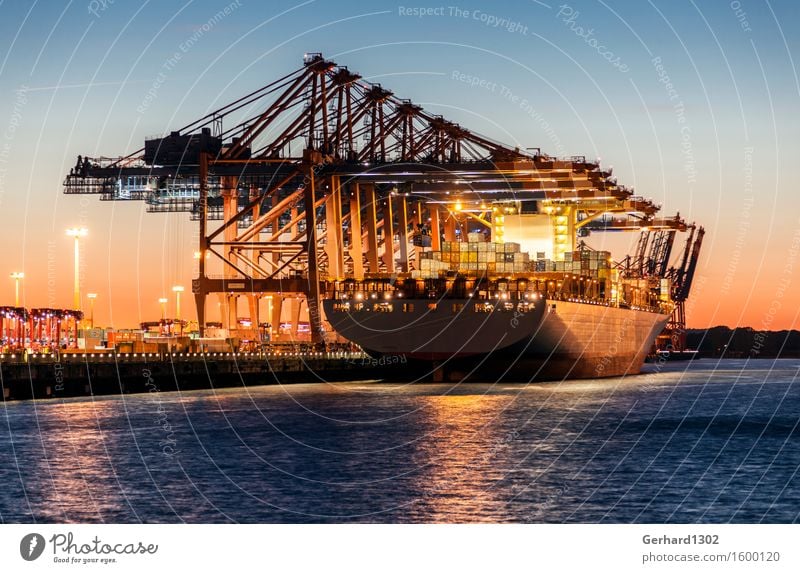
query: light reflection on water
[{"left": 1, "top": 359, "right": 798, "bottom": 523}]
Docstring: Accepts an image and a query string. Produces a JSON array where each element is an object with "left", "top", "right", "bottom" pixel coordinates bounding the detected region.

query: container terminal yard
[{"left": 1, "top": 54, "right": 702, "bottom": 399}]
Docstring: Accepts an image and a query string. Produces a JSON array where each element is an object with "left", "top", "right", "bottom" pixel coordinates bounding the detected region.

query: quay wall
[{"left": 0, "top": 351, "right": 375, "bottom": 401}]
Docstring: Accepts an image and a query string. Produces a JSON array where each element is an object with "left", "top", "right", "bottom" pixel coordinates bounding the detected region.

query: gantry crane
[{"left": 64, "top": 53, "right": 702, "bottom": 345}]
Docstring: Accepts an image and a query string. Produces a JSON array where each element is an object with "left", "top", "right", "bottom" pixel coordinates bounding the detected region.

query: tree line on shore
[{"left": 685, "top": 327, "right": 800, "bottom": 358}]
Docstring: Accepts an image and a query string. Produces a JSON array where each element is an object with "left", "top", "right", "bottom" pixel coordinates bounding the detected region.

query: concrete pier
[{"left": 0, "top": 351, "right": 377, "bottom": 401}]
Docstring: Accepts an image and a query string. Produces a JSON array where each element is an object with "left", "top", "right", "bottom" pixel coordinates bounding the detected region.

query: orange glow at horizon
[{"left": 3, "top": 213, "right": 798, "bottom": 332}]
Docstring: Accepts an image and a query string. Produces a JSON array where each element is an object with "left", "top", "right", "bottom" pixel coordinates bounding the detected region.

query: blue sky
[{"left": 1, "top": 0, "right": 798, "bottom": 328}]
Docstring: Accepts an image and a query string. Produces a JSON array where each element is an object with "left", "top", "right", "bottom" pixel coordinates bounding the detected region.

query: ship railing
[
  {"left": 1, "top": 349, "right": 369, "bottom": 364},
  {"left": 545, "top": 291, "right": 664, "bottom": 312}
]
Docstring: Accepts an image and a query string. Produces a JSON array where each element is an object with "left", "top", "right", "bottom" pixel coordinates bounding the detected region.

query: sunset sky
[{"left": 1, "top": 0, "right": 798, "bottom": 330}]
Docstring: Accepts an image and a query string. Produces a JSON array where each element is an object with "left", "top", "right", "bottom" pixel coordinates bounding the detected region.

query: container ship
[{"left": 323, "top": 209, "right": 703, "bottom": 382}]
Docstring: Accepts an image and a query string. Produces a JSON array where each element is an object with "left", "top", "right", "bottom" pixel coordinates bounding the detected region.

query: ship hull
[
  {"left": 323, "top": 298, "right": 668, "bottom": 381},
  {"left": 496, "top": 300, "right": 668, "bottom": 379},
  {"left": 323, "top": 297, "right": 547, "bottom": 360}
]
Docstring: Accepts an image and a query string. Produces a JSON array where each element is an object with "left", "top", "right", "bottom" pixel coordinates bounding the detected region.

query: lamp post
[
  {"left": 65, "top": 228, "right": 88, "bottom": 311},
  {"left": 172, "top": 286, "right": 184, "bottom": 335},
  {"left": 10, "top": 272, "right": 24, "bottom": 306},
  {"left": 87, "top": 293, "right": 97, "bottom": 329}
]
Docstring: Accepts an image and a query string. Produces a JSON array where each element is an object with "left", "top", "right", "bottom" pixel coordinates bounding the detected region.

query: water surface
[{"left": 1, "top": 359, "right": 798, "bottom": 523}]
